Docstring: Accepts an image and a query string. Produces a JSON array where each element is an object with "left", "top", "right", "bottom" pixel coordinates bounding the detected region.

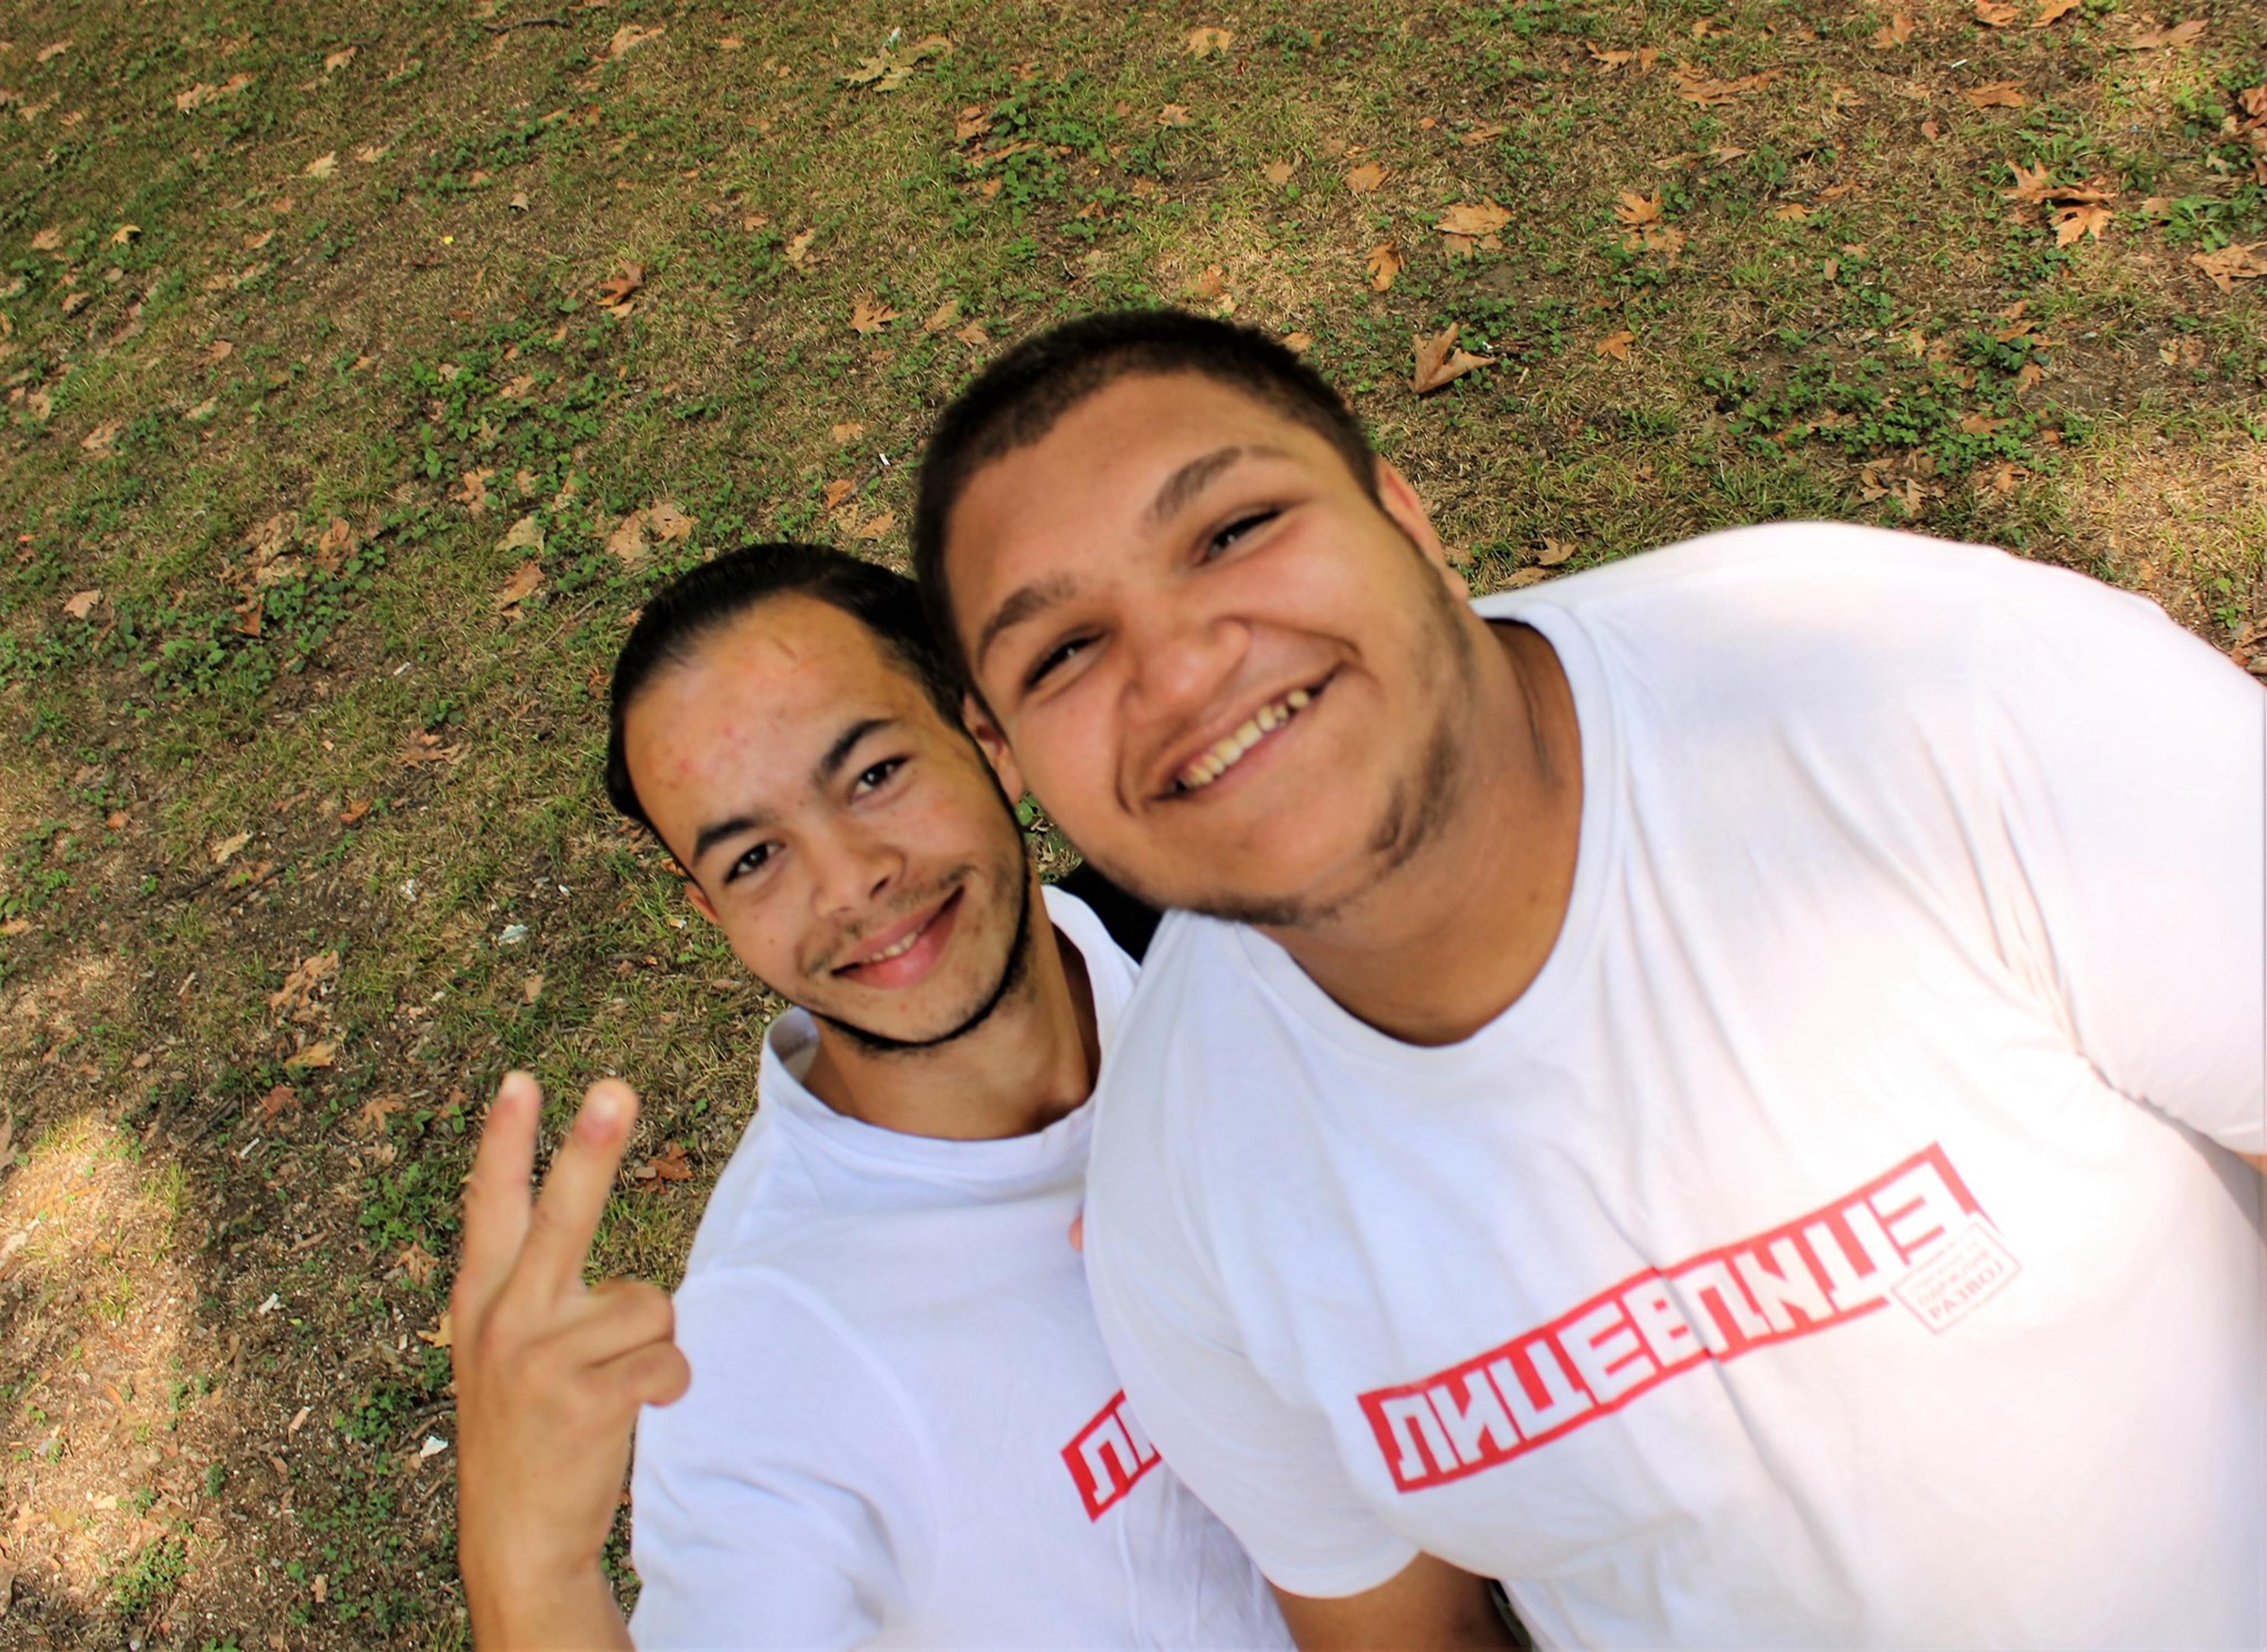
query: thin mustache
[{"left": 804, "top": 870, "right": 970, "bottom": 976}]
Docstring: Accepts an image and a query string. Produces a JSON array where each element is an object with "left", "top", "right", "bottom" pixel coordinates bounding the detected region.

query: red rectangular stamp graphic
[
  {"left": 1357, "top": 1143, "right": 2003, "bottom": 1493},
  {"left": 1063, "top": 1390, "right": 1161, "bottom": 1520}
]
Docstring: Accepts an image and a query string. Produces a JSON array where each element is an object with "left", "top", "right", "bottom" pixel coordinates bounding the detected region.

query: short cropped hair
[
  {"left": 605, "top": 542, "right": 960, "bottom": 834},
  {"left": 911, "top": 308, "right": 1379, "bottom": 686}
]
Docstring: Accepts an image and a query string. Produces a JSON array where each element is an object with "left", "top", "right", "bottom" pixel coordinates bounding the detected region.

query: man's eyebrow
[
  {"left": 974, "top": 574, "right": 1082, "bottom": 673},
  {"left": 814, "top": 715, "right": 894, "bottom": 788},
  {"left": 692, "top": 810, "right": 770, "bottom": 869},
  {"left": 1144, "top": 442, "right": 1292, "bottom": 531}
]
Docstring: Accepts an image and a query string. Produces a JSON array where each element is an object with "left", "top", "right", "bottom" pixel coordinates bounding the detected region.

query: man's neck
[
  {"left": 798, "top": 883, "right": 1102, "bottom": 1140},
  {"left": 1263, "top": 616, "right": 1583, "bottom": 1048}
]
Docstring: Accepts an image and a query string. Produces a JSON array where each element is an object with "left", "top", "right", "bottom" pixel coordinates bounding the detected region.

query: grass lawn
[{"left": 0, "top": 0, "right": 2259, "bottom": 1644}]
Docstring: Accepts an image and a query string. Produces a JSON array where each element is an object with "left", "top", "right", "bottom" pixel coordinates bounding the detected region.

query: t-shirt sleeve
[
  {"left": 1968, "top": 558, "right": 2265, "bottom": 1154},
  {"left": 628, "top": 1271, "right": 932, "bottom": 1650},
  {"left": 1084, "top": 1140, "right": 1419, "bottom": 1599}
]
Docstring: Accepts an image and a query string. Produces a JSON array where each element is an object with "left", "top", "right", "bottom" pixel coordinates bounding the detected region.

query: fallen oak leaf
[
  {"left": 596, "top": 262, "right": 645, "bottom": 314},
  {"left": 1282, "top": 331, "right": 1314, "bottom": 353},
  {"left": 922, "top": 297, "right": 962, "bottom": 333},
  {"left": 2053, "top": 202, "right": 2114, "bottom": 244},
  {"left": 606, "top": 24, "right": 666, "bottom": 59},
  {"left": 1596, "top": 329, "right": 1637, "bottom": 362},
  {"left": 283, "top": 1039, "right": 337, "bottom": 1071},
  {"left": 1870, "top": 11, "right": 1916, "bottom": 47},
  {"left": 1963, "top": 81, "right": 2028, "bottom": 107},
  {"left": 954, "top": 106, "right": 992, "bottom": 142},
  {"left": 783, "top": 228, "right": 816, "bottom": 269},
  {"left": 2191, "top": 241, "right": 2267, "bottom": 293},
  {"left": 853, "top": 511, "right": 897, "bottom": 541},
  {"left": 416, "top": 1310, "right": 452, "bottom": 1349},
  {"left": 1263, "top": 159, "right": 1295, "bottom": 185},
  {"left": 1157, "top": 104, "right": 1192, "bottom": 126},
  {"left": 1343, "top": 161, "right": 1389, "bottom": 194},
  {"left": 646, "top": 499, "right": 695, "bottom": 542},
  {"left": 451, "top": 468, "right": 494, "bottom": 514},
  {"left": 61, "top": 588, "right": 100, "bottom": 619},
  {"left": 850, "top": 295, "right": 902, "bottom": 334},
  {"left": 831, "top": 420, "right": 868, "bottom": 442},
  {"left": 494, "top": 559, "right": 544, "bottom": 611},
  {"left": 2119, "top": 17, "right": 2204, "bottom": 48},
  {"left": 1410, "top": 326, "right": 1491, "bottom": 394},
  {"left": 1185, "top": 27, "right": 1234, "bottom": 56},
  {"left": 1975, "top": 0, "right": 2023, "bottom": 25},
  {"left": 603, "top": 512, "right": 650, "bottom": 567},
  {"left": 304, "top": 151, "right": 337, "bottom": 179},
  {"left": 1366, "top": 241, "right": 1404, "bottom": 291},
  {"left": 2032, "top": 0, "right": 2080, "bottom": 23},
  {"left": 1459, "top": 123, "right": 1507, "bottom": 146},
  {"left": 499, "top": 514, "right": 545, "bottom": 554},
  {"left": 324, "top": 47, "right": 357, "bottom": 73},
  {"left": 629, "top": 1140, "right": 693, "bottom": 1190},
  {"left": 1536, "top": 538, "right": 1577, "bottom": 567},
  {"left": 1440, "top": 199, "right": 1514, "bottom": 236},
  {"left": 1612, "top": 190, "right": 1663, "bottom": 226}
]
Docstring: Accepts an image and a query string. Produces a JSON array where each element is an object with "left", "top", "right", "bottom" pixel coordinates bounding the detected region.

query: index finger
[
  {"left": 456, "top": 1070, "right": 543, "bottom": 1321},
  {"left": 520, "top": 1079, "right": 641, "bottom": 1302}
]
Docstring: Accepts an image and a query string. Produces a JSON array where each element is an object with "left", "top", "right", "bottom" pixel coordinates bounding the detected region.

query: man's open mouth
[
  {"left": 831, "top": 886, "right": 963, "bottom": 984},
  {"left": 1170, "top": 678, "right": 1327, "bottom": 794}
]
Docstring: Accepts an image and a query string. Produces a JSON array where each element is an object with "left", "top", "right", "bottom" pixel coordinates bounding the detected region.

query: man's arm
[
  {"left": 1272, "top": 1554, "right": 1520, "bottom": 1651},
  {"left": 452, "top": 1074, "right": 689, "bottom": 1651}
]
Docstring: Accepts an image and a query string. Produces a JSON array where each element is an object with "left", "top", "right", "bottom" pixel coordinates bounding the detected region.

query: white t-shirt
[
  {"left": 1083, "top": 523, "right": 2265, "bottom": 1649},
  {"left": 629, "top": 885, "right": 1289, "bottom": 1651}
]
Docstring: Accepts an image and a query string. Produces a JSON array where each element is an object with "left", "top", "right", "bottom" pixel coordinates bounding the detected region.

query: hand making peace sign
[{"left": 451, "top": 1072, "right": 691, "bottom": 1651}]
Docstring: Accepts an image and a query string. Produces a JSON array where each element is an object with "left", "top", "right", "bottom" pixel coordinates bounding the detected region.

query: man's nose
[
  {"left": 1122, "top": 596, "right": 1244, "bottom": 724},
  {"left": 807, "top": 825, "right": 900, "bottom": 918}
]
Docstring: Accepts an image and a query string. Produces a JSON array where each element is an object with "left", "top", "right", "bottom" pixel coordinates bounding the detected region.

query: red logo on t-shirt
[
  {"left": 1357, "top": 1143, "right": 2018, "bottom": 1494},
  {"left": 1063, "top": 1391, "right": 1161, "bottom": 1520}
]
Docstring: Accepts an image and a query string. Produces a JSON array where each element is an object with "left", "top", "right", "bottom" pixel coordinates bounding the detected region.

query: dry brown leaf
[
  {"left": 1773, "top": 203, "right": 1814, "bottom": 221},
  {"left": 2014, "top": 361, "right": 2044, "bottom": 393},
  {"left": 1187, "top": 264, "right": 1227, "bottom": 300},
  {"left": 1366, "top": 241, "right": 1404, "bottom": 291},
  {"left": 400, "top": 731, "right": 467, "bottom": 767},
  {"left": 61, "top": 587, "right": 100, "bottom": 619},
  {"left": 452, "top": 468, "right": 494, "bottom": 514},
  {"left": 257, "top": 1084, "right": 299, "bottom": 1124},
  {"left": 1263, "top": 159, "right": 1295, "bottom": 185},
  {"left": 1158, "top": 104, "right": 1193, "bottom": 126},
  {"left": 1282, "top": 331, "right": 1314, "bottom": 353},
  {"left": 1633, "top": 224, "right": 1688, "bottom": 256},
  {"left": 37, "top": 39, "right": 70, "bottom": 64},
  {"left": 854, "top": 511, "right": 897, "bottom": 541},
  {"left": 823, "top": 478, "right": 859, "bottom": 512},
  {"left": 29, "top": 225, "right": 63, "bottom": 253},
  {"left": 520, "top": 974, "right": 544, "bottom": 1006},
  {"left": 1596, "top": 328, "right": 1636, "bottom": 361},
  {"left": 175, "top": 73, "right": 254, "bottom": 113},
  {"left": 1536, "top": 537, "right": 1577, "bottom": 567},
  {"left": 922, "top": 297, "right": 962, "bottom": 333},
  {"left": 499, "top": 515, "right": 545, "bottom": 554},
  {"left": 324, "top": 47, "right": 357, "bottom": 74},
  {"left": 1440, "top": 200, "right": 1514, "bottom": 237},
  {"left": 630, "top": 1140, "right": 694, "bottom": 1190},
  {"left": 1460, "top": 123, "right": 1507, "bottom": 146},
  {"left": 607, "top": 24, "right": 667, "bottom": 59},
  {"left": 2120, "top": 17, "right": 2204, "bottom": 48},
  {"left": 1871, "top": 11, "right": 1917, "bottom": 47},
  {"left": 109, "top": 223, "right": 140, "bottom": 246},
  {"left": 416, "top": 1310, "right": 452, "bottom": 1349},
  {"left": 268, "top": 950, "right": 338, "bottom": 1015},
  {"left": 398, "top": 1242, "right": 439, "bottom": 1287},
  {"left": 955, "top": 106, "right": 992, "bottom": 142},
  {"left": 956, "top": 320, "right": 992, "bottom": 348},
  {"left": 603, "top": 512, "right": 650, "bottom": 567},
  {"left": 1613, "top": 190, "right": 1663, "bottom": 226},
  {"left": 314, "top": 518, "right": 357, "bottom": 570},
  {"left": 1587, "top": 42, "right": 1662, "bottom": 71},
  {"left": 1975, "top": 0, "right": 2023, "bottom": 25},
  {"left": 718, "top": 35, "right": 744, "bottom": 50},
  {"left": 1502, "top": 568, "right": 1551, "bottom": 589},
  {"left": 783, "top": 228, "right": 816, "bottom": 269},
  {"left": 1673, "top": 63, "right": 1778, "bottom": 104},
  {"left": 2031, "top": 0, "right": 2079, "bottom": 23},
  {"left": 494, "top": 560, "right": 544, "bottom": 610},
  {"left": 597, "top": 262, "right": 645, "bottom": 314},
  {"left": 59, "top": 289, "right": 92, "bottom": 315},
  {"left": 2191, "top": 241, "right": 2267, "bottom": 292},
  {"left": 1185, "top": 27, "right": 1234, "bottom": 57},
  {"left": 1343, "top": 161, "right": 1389, "bottom": 194},
  {"left": 304, "top": 151, "right": 337, "bottom": 179},
  {"left": 850, "top": 295, "right": 902, "bottom": 334},
  {"left": 2053, "top": 202, "right": 2113, "bottom": 244},
  {"left": 1410, "top": 326, "right": 1491, "bottom": 394},
  {"left": 353, "top": 1093, "right": 402, "bottom": 1132},
  {"left": 1963, "top": 81, "right": 2027, "bottom": 107},
  {"left": 77, "top": 420, "right": 119, "bottom": 454},
  {"left": 284, "top": 1039, "right": 337, "bottom": 1071},
  {"left": 647, "top": 499, "right": 694, "bottom": 542},
  {"left": 831, "top": 420, "right": 868, "bottom": 443}
]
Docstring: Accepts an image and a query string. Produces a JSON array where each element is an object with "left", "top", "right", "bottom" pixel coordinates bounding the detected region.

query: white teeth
[
  {"left": 1175, "top": 687, "right": 1317, "bottom": 792},
  {"left": 860, "top": 923, "right": 925, "bottom": 964}
]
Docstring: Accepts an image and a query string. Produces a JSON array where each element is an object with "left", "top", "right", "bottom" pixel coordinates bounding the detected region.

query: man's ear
[
  {"left": 1374, "top": 459, "right": 1471, "bottom": 602},
  {"left": 962, "top": 690, "right": 1028, "bottom": 800}
]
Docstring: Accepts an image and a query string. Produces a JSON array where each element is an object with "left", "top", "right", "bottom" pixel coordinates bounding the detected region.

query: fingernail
[{"left": 583, "top": 1087, "right": 627, "bottom": 1132}]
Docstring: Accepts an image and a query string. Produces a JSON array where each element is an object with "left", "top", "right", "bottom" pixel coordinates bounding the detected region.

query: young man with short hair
[
  {"left": 449, "top": 544, "right": 1289, "bottom": 1650},
  {"left": 914, "top": 310, "right": 2266, "bottom": 1650}
]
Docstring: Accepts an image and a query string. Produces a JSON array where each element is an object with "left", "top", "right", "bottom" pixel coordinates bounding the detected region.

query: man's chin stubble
[{"left": 808, "top": 867, "right": 1037, "bottom": 1056}]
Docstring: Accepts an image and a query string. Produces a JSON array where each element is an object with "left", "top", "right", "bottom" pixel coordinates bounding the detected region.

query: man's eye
[
  {"left": 852, "top": 757, "right": 906, "bottom": 796},
  {"left": 1025, "top": 634, "right": 1093, "bottom": 689},
  {"left": 726, "top": 842, "right": 777, "bottom": 883},
  {"left": 1206, "top": 509, "right": 1278, "bottom": 559}
]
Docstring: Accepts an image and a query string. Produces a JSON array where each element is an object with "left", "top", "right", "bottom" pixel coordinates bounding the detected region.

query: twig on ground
[{"left": 483, "top": 14, "right": 569, "bottom": 35}]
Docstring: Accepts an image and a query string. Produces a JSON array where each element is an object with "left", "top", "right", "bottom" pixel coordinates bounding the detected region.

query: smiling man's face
[
  {"left": 623, "top": 594, "right": 1032, "bottom": 1050},
  {"left": 944, "top": 371, "right": 1479, "bottom": 927}
]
